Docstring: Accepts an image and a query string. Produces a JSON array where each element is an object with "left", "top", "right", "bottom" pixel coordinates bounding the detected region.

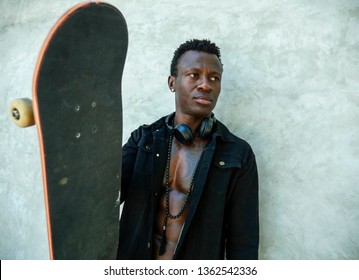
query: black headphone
[{"left": 165, "top": 113, "right": 216, "bottom": 145}]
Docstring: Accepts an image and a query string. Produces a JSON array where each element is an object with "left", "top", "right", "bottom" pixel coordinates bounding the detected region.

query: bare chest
[{"left": 165, "top": 139, "right": 205, "bottom": 193}]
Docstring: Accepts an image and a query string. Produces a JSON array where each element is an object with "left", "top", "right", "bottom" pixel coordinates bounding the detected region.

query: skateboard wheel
[{"left": 9, "top": 98, "right": 35, "bottom": 127}]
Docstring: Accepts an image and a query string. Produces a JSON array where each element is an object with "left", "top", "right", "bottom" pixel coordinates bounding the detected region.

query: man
[{"left": 117, "top": 39, "right": 259, "bottom": 260}]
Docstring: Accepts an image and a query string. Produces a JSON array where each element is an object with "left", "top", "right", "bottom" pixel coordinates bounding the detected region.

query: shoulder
[{"left": 128, "top": 115, "right": 167, "bottom": 141}]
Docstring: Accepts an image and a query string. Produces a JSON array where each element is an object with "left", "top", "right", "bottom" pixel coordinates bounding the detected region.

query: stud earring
[{"left": 171, "top": 88, "right": 175, "bottom": 92}]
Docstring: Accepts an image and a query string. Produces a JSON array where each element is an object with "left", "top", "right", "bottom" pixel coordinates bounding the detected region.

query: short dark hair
[{"left": 170, "top": 39, "right": 222, "bottom": 76}]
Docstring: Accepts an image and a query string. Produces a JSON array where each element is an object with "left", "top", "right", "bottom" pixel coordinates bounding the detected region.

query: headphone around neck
[{"left": 165, "top": 113, "right": 216, "bottom": 145}]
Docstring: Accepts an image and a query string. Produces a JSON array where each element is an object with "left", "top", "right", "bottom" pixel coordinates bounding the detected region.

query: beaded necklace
[{"left": 158, "top": 132, "right": 204, "bottom": 256}]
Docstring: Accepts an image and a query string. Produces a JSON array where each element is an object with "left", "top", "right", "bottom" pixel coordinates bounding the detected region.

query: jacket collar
[{"left": 212, "top": 120, "right": 237, "bottom": 143}]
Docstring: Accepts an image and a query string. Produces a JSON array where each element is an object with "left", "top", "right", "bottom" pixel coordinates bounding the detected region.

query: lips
[{"left": 193, "top": 96, "right": 213, "bottom": 105}]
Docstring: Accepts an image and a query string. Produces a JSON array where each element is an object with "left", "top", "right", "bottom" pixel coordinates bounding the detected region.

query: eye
[
  {"left": 188, "top": 73, "right": 199, "bottom": 78},
  {"left": 210, "top": 76, "right": 221, "bottom": 82}
]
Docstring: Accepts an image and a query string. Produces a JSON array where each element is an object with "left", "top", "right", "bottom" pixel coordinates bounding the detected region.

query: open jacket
[{"left": 117, "top": 114, "right": 259, "bottom": 260}]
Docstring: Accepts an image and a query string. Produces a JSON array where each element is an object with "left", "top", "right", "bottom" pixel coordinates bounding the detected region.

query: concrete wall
[{"left": 0, "top": 0, "right": 358, "bottom": 259}]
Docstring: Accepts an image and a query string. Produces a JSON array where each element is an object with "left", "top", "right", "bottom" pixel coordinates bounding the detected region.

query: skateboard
[{"left": 9, "top": 2, "right": 128, "bottom": 259}]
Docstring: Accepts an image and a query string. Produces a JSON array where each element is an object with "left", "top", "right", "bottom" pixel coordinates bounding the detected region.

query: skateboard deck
[{"left": 30, "top": 2, "right": 128, "bottom": 259}]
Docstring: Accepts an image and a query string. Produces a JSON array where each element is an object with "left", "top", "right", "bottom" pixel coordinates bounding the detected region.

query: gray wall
[{"left": 1, "top": 0, "right": 358, "bottom": 259}]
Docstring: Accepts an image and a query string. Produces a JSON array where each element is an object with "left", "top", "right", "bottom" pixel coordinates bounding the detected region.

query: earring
[{"left": 171, "top": 88, "right": 175, "bottom": 92}]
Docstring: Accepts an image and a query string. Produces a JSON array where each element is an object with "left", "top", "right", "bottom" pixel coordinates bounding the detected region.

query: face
[{"left": 168, "top": 50, "right": 223, "bottom": 119}]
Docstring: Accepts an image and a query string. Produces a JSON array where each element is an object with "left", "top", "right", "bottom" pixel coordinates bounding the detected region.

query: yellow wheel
[{"left": 9, "top": 98, "right": 35, "bottom": 128}]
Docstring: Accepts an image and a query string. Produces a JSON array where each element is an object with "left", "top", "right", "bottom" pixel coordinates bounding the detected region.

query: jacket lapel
[{"left": 173, "top": 137, "right": 216, "bottom": 258}]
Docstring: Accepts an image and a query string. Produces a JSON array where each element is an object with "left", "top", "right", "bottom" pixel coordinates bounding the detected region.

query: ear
[{"left": 168, "top": 75, "right": 175, "bottom": 92}]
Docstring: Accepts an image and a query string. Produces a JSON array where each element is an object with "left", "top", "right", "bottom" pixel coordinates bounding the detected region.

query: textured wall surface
[{"left": 0, "top": 0, "right": 358, "bottom": 259}]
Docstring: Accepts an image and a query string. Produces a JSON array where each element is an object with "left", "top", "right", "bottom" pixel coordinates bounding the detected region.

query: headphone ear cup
[
  {"left": 174, "top": 124, "right": 194, "bottom": 145},
  {"left": 199, "top": 117, "right": 215, "bottom": 139}
]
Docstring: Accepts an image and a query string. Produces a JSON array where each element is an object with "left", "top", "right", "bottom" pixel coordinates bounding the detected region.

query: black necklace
[{"left": 158, "top": 133, "right": 203, "bottom": 256}]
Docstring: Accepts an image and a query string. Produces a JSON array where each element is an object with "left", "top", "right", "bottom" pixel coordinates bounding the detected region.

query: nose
[{"left": 197, "top": 77, "right": 212, "bottom": 92}]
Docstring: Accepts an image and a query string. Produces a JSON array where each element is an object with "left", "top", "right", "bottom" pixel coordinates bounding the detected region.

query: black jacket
[{"left": 117, "top": 114, "right": 259, "bottom": 259}]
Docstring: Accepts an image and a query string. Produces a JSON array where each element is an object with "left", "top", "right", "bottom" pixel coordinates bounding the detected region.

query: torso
[{"left": 152, "top": 137, "right": 207, "bottom": 259}]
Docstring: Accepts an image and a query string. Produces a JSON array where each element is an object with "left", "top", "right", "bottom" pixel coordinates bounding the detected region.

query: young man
[{"left": 117, "top": 39, "right": 259, "bottom": 260}]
